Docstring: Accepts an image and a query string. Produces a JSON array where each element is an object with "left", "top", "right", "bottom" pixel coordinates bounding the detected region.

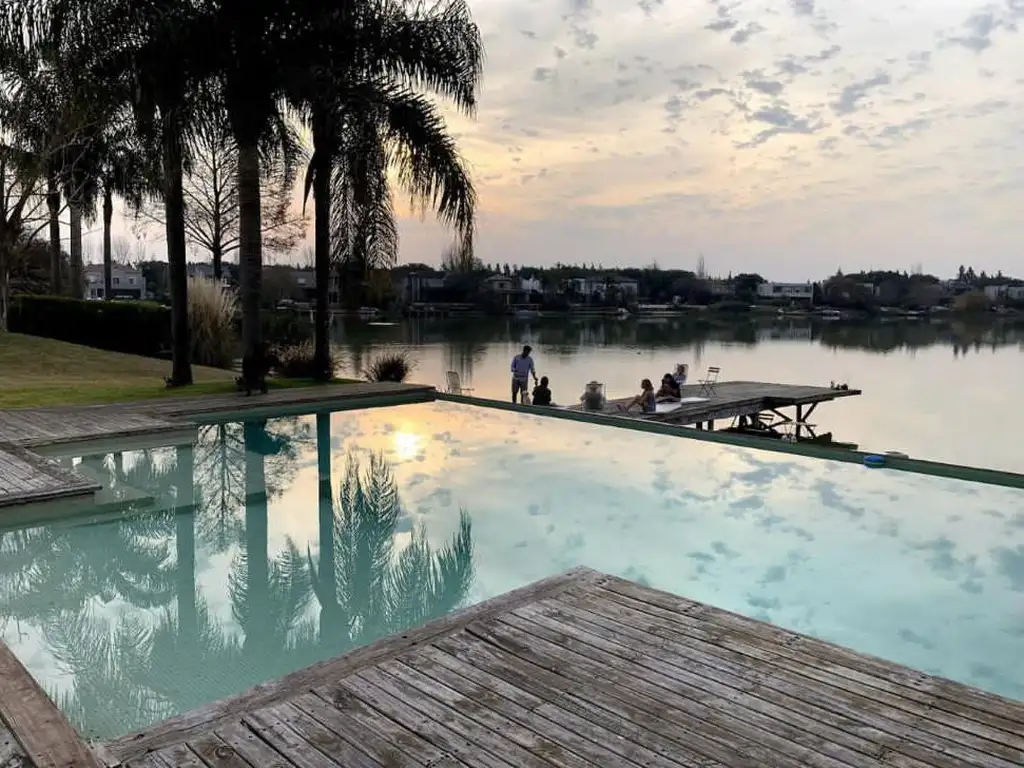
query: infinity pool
[{"left": 1, "top": 401, "right": 1022, "bottom": 740}]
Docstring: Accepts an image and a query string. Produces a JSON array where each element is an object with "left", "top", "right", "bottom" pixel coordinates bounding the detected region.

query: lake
[{"left": 332, "top": 315, "right": 1024, "bottom": 474}]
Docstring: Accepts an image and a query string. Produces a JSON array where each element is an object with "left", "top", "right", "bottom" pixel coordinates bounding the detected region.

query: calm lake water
[{"left": 333, "top": 315, "right": 1024, "bottom": 474}]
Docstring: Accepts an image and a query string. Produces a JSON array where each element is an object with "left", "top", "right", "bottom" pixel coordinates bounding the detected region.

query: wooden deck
[
  {"left": 568, "top": 380, "right": 861, "bottom": 427},
  {"left": 0, "top": 382, "right": 434, "bottom": 509},
  {"left": 0, "top": 443, "right": 101, "bottom": 507},
  {"left": 6, "top": 568, "right": 997, "bottom": 767}
]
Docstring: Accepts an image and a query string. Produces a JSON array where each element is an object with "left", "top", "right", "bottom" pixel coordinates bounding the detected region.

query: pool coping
[
  {"left": 0, "top": 382, "right": 436, "bottom": 509},
  {"left": 435, "top": 392, "right": 1024, "bottom": 490}
]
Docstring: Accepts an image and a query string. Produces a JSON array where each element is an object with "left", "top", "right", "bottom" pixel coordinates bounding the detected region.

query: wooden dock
[
  {"left": 2, "top": 568, "right": 1017, "bottom": 767},
  {"left": 0, "top": 382, "right": 433, "bottom": 509},
  {"left": 569, "top": 380, "right": 861, "bottom": 430}
]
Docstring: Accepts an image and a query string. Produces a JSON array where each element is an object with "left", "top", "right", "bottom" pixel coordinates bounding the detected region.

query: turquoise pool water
[{"left": 1, "top": 401, "right": 1022, "bottom": 740}]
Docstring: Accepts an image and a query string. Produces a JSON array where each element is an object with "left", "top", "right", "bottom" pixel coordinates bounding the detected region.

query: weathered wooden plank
[
  {"left": 456, "top": 619, "right": 791, "bottom": 768},
  {"left": 0, "top": 642, "right": 102, "bottom": 768},
  {"left": 322, "top": 675, "right": 515, "bottom": 768},
  {"left": 186, "top": 731, "right": 258, "bottom": 768},
  {"left": 291, "top": 690, "right": 436, "bottom": 767},
  {"left": 388, "top": 652, "right": 694, "bottom": 768},
  {"left": 1, "top": 721, "right": 31, "bottom": 768},
  {"left": 525, "top": 597, "right": 1001, "bottom": 768},
  {"left": 107, "top": 568, "right": 603, "bottom": 764},
  {"left": 593, "top": 578, "right": 1024, "bottom": 746},
  {"left": 566, "top": 589, "right": 1024, "bottom": 766},
  {"left": 372, "top": 659, "right": 620, "bottom": 768},
  {"left": 425, "top": 635, "right": 746, "bottom": 768},
  {"left": 503, "top": 607, "right": 892, "bottom": 768},
  {"left": 243, "top": 704, "right": 375, "bottom": 768},
  {"left": 151, "top": 743, "right": 205, "bottom": 768},
  {"left": 469, "top": 616, "right": 849, "bottom": 768},
  {"left": 209, "top": 721, "right": 292, "bottom": 768}
]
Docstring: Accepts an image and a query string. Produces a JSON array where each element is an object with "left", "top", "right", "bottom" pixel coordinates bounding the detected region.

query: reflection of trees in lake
[
  {"left": 335, "top": 315, "right": 1024, "bottom": 356},
  {"left": 0, "top": 420, "right": 474, "bottom": 741}
]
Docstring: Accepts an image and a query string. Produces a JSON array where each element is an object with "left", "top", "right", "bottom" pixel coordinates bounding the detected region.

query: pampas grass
[
  {"left": 365, "top": 351, "right": 416, "bottom": 383},
  {"left": 275, "top": 341, "right": 341, "bottom": 379},
  {"left": 187, "top": 276, "right": 237, "bottom": 368}
]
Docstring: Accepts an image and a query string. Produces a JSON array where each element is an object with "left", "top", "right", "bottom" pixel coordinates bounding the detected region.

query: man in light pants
[{"left": 510, "top": 344, "right": 538, "bottom": 403}]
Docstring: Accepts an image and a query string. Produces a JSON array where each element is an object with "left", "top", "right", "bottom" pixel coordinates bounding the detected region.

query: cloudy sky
[{"left": 106, "top": 0, "right": 1024, "bottom": 280}]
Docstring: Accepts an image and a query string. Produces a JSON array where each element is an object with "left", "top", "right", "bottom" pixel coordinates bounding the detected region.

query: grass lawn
[{"left": 0, "top": 333, "right": 350, "bottom": 409}]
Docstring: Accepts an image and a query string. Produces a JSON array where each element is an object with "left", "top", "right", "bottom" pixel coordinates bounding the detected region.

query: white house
[
  {"left": 85, "top": 263, "right": 145, "bottom": 299},
  {"left": 483, "top": 274, "right": 516, "bottom": 293},
  {"left": 520, "top": 276, "right": 543, "bottom": 294},
  {"left": 757, "top": 281, "right": 815, "bottom": 300},
  {"left": 983, "top": 285, "right": 1024, "bottom": 302},
  {"left": 566, "top": 275, "right": 639, "bottom": 299}
]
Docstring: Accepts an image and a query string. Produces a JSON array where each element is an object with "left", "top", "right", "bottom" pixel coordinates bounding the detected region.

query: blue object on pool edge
[{"left": 864, "top": 454, "right": 886, "bottom": 468}]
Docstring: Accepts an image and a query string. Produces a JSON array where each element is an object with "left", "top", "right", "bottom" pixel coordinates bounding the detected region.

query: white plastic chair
[{"left": 445, "top": 371, "right": 473, "bottom": 395}]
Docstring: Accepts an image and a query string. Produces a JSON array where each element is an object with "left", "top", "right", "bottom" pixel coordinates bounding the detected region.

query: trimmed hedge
[{"left": 9, "top": 296, "right": 172, "bottom": 358}]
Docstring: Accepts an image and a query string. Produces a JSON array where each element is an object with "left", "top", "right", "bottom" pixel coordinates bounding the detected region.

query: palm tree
[
  {"left": 1, "top": 0, "right": 200, "bottom": 383},
  {"left": 96, "top": 121, "right": 151, "bottom": 299},
  {"left": 297, "top": 0, "right": 482, "bottom": 379}
]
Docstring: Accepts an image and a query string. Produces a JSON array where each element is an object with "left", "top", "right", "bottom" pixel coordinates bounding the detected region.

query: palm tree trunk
[
  {"left": 174, "top": 445, "right": 198, "bottom": 642},
  {"left": 311, "top": 124, "right": 332, "bottom": 381},
  {"left": 46, "top": 175, "right": 62, "bottom": 295},
  {"left": 236, "top": 142, "right": 263, "bottom": 374},
  {"left": 68, "top": 202, "right": 83, "bottom": 299},
  {"left": 164, "top": 118, "right": 193, "bottom": 386},
  {"left": 315, "top": 413, "right": 338, "bottom": 633},
  {"left": 102, "top": 185, "right": 113, "bottom": 300}
]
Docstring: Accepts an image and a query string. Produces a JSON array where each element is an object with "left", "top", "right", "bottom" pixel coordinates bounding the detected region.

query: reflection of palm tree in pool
[
  {"left": 0, "top": 421, "right": 474, "bottom": 740},
  {"left": 308, "top": 415, "right": 474, "bottom": 653}
]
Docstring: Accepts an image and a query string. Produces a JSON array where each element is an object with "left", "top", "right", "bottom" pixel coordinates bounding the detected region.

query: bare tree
[
  {"left": 0, "top": 145, "right": 56, "bottom": 329},
  {"left": 135, "top": 114, "right": 307, "bottom": 279},
  {"left": 111, "top": 235, "right": 132, "bottom": 265}
]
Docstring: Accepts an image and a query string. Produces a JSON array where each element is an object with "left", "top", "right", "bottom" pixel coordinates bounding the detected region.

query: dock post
[{"left": 796, "top": 405, "right": 803, "bottom": 439}]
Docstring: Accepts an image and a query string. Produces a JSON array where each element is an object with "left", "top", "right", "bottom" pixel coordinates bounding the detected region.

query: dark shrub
[
  {"left": 261, "top": 310, "right": 313, "bottom": 346},
  {"left": 365, "top": 351, "right": 416, "bottom": 383},
  {"left": 9, "top": 296, "right": 171, "bottom": 357},
  {"left": 273, "top": 341, "right": 341, "bottom": 379}
]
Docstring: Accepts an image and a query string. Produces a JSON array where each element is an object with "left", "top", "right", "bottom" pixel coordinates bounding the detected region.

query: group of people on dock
[
  {"left": 620, "top": 363, "right": 689, "bottom": 413},
  {"left": 510, "top": 345, "right": 690, "bottom": 414}
]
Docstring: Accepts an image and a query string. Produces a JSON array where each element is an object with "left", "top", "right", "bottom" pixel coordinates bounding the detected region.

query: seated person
[
  {"left": 674, "top": 363, "right": 688, "bottom": 390},
  {"left": 619, "top": 378, "right": 657, "bottom": 413},
  {"left": 532, "top": 375, "right": 553, "bottom": 406},
  {"left": 656, "top": 373, "right": 681, "bottom": 401}
]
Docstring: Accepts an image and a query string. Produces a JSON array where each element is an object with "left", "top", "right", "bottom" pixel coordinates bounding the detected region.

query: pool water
[{"left": 1, "top": 401, "right": 1022, "bottom": 740}]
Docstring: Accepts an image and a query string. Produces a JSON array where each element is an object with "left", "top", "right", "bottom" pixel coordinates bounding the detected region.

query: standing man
[{"left": 510, "top": 344, "right": 538, "bottom": 403}]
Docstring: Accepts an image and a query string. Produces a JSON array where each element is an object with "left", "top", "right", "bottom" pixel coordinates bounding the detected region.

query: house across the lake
[
  {"left": 756, "top": 281, "right": 815, "bottom": 300},
  {"left": 85, "top": 263, "right": 145, "bottom": 300}
]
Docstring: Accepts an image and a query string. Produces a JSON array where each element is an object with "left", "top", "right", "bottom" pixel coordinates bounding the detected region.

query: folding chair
[
  {"left": 445, "top": 371, "right": 473, "bottom": 395},
  {"left": 698, "top": 366, "right": 720, "bottom": 397}
]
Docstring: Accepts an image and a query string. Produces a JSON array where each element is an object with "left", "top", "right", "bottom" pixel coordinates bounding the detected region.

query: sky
[{"left": 99, "top": 0, "right": 1024, "bottom": 280}]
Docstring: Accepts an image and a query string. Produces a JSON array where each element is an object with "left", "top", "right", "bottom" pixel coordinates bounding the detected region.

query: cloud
[
  {"left": 943, "top": 5, "right": 1022, "bottom": 52},
  {"left": 831, "top": 72, "right": 891, "bottom": 114},
  {"left": 100, "top": 0, "right": 1024, "bottom": 280}
]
